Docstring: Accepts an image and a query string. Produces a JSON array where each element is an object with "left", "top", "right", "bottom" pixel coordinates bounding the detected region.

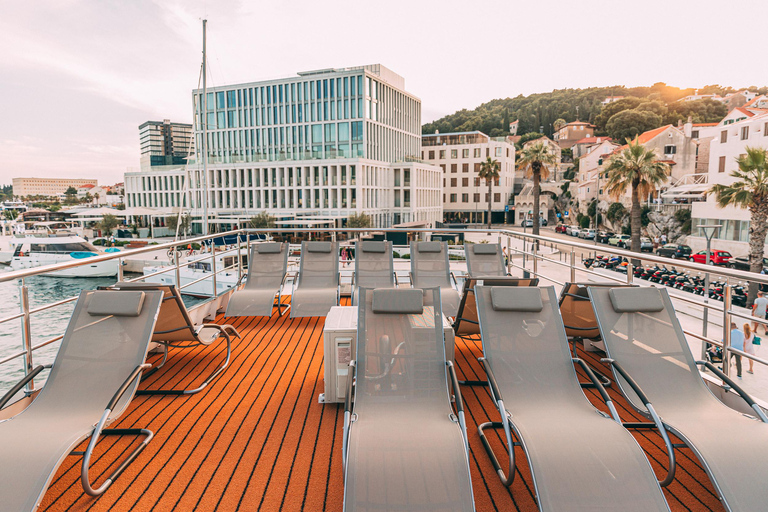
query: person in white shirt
[{"left": 752, "top": 291, "right": 768, "bottom": 334}]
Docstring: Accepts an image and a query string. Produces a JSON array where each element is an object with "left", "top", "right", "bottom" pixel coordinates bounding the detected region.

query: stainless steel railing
[{"left": 2, "top": 226, "right": 768, "bottom": 403}]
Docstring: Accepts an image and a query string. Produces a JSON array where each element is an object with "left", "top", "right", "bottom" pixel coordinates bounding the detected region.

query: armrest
[
  {"left": 479, "top": 357, "right": 503, "bottom": 403},
  {"left": 344, "top": 360, "right": 356, "bottom": 415},
  {"left": 446, "top": 361, "right": 465, "bottom": 416},
  {"left": 696, "top": 360, "right": 768, "bottom": 423},
  {"left": 199, "top": 323, "right": 242, "bottom": 340},
  {"left": 408, "top": 271, "right": 414, "bottom": 287},
  {"left": 106, "top": 363, "right": 152, "bottom": 412},
  {"left": 0, "top": 364, "right": 47, "bottom": 410},
  {"left": 601, "top": 358, "right": 651, "bottom": 406},
  {"left": 573, "top": 358, "right": 620, "bottom": 422},
  {"left": 393, "top": 271, "right": 400, "bottom": 287}
]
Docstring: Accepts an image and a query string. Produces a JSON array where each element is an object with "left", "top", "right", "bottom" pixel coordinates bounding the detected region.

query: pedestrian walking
[
  {"left": 340, "top": 247, "right": 348, "bottom": 268},
  {"left": 502, "top": 246, "right": 509, "bottom": 268},
  {"left": 660, "top": 233, "right": 667, "bottom": 244},
  {"left": 752, "top": 291, "right": 768, "bottom": 334},
  {"left": 743, "top": 323, "right": 756, "bottom": 374},
  {"left": 728, "top": 322, "right": 744, "bottom": 378}
]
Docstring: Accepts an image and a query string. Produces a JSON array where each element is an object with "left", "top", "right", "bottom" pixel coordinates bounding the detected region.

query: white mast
[{"left": 201, "top": 19, "right": 209, "bottom": 235}]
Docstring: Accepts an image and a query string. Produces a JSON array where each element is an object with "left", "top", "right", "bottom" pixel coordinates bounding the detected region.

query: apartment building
[
  {"left": 689, "top": 107, "right": 768, "bottom": 253},
  {"left": 139, "top": 120, "right": 192, "bottom": 168},
  {"left": 420, "top": 131, "right": 515, "bottom": 224},
  {"left": 553, "top": 121, "right": 595, "bottom": 149},
  {"left": 12, "top": 178, "right": 98, "bottom": 198},
  {"left": 125, "top": 65, "right": 442, "bottom": 230}
]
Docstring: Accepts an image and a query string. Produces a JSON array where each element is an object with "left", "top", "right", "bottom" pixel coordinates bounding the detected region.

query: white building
[
  {"left": 125, "top": 64, "right": 442, "bottom": 230},
  {"left": 689, "top": 107, "right": 768, "bottom": 254},
  {"left": 420, "top": 131, "right": 515, "bottom": 224}
]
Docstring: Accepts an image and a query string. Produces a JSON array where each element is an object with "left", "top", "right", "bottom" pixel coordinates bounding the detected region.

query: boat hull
[{"left": 10, "top": 255, "right": 119, "bottom": 277}]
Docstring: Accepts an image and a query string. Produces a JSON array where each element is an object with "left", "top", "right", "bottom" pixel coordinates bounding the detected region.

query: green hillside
[{"left": 422, "top": 83, "right": 768, "bottom": 141}]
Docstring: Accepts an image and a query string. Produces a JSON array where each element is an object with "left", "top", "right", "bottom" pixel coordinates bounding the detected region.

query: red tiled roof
[
  {"left": 78, "top": 184, "right": 95, "bottom": 189},
  {"left": 735, "top": 107, "right": 756, "bottom": 118},
  {"left": 692, "top": 123, "right": 718, "bottom": 127},
  {"left": 637, "top": 125, "right": 673, "bottom": 144},
  {"left": 574, "top": 136, "right": 612, "bottom": 145}
]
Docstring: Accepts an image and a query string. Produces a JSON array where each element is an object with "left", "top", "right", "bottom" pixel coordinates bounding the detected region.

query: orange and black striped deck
[{"left": 37, "top": 306, "right": 723, "bottom": 511}]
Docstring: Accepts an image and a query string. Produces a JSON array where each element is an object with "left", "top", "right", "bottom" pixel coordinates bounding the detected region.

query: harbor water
[{"left": 0, "top": 272, "right": 204, "bottom": 394}]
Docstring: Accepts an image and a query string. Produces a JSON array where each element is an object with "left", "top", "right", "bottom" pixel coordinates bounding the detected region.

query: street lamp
[{"left": 698, "top": 224, "right": 721, "bottom": 360}]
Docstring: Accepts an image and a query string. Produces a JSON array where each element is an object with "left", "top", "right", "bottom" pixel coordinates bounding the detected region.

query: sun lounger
[
  {"left": 342, "top": 287, "right": 475, "bottom": 512},
  {"left": 107, "top": 282, "right": 240, "bottom": 395},
  {"left": 0, "top": 289, "right": 164, "bottom": 511},
  {"left": 464, "top": 242, "right": 507, "bottom": 277},
  {"left": 225, "top": 242, "right": 290, "bottom": 317},
  {"left": 351, "top": 241, "right": 395, "bottom": 305},
  {"left": 589, "top": 285, "right": 768, "bottom": 510},
  {"left": 474, "top": 285, "right": 670, "bottom": 511},
  {"left": 290, "top": 241, "right": 340, "bottom": 318},
  {"left": 409, "top": 240, "right": 460, "bottom": 317},
  {"left": 453, "top": 276, "right": 538, "bottom": 336}
]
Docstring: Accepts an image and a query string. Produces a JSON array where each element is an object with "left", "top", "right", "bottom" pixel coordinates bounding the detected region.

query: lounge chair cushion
[
  {"left": 256, "top": 243, "right": 282, "bottom": 254},
  {"left": 87, "top": 290, "right": 145, "bottom": 316},
  {"left": 372, "top": 288, "right": 423, "bottom": 314},
  {"left": 490, "top": 287, "right": 543, "bottom": 312},
  {"left": 473, "top": 244, "right": 497, "bottom": 254},
  {"left": 609, "top": 287, "right": 664, "bottom": 313},
  {"left": 361, "top": 241, "right": 387, "bottom": 253},
  {"left": 417, "top": 242, "right": 442, "bottom": 253},
  {"left": 307, "top": 242, "right": 332, "bottom": 253}
]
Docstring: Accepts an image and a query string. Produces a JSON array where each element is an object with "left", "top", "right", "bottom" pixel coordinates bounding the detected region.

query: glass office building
[{"left": 125, "top": 65, "right": 442, "bottom": 229}]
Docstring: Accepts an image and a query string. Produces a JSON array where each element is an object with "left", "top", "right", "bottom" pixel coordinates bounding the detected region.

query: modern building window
[
  {"left": 440, "top": 164, "right": 446, "bottom": 173},
  {"left": 428, "top": 150, "right": 435, "bottom": 159},
  {"left": 721, "top": 130, "right": 727, "bottom": 143},
  {"left": 474, "top": 177, "right": 480, "bottom": 186},
  {"left": 474, "top": 163, "right": 481, "bottom": 173},
  {"left": 450, "top": 178, "right": 457, "bottom": 187},
  {"left": 495, "top": 147, "right": 502, "bottom": 157},
  {"left": 450, "top": 194, "right": 457, "bottom": 203},
  {"left": 494, "top": 193, "right": 501, "bottom": 202},
  {"left": 462, "top": 149, "right": 469, "bottom": 158},
  {"left": 451, "top": 164, "right": 457, "bottom": 173},
  {"left": 718, "top": 156, "right": 726, "bottom": 173},
  {"left": 439, "top": 150, "right": 446, "bottom": 159},
  {"left": 462, "top": 193, "right": 469, "bottom": 202},
  {"left": 462, "top": 163, "right": 469, "bottom": 173},
  {"left": 764, "top": 122, "right": 768, "bottom": 136},
  {"left": 741, "top": 126, "right": 749, "bottom": 140},
  {"left": 451, "top": 150, "right": 458, "bottom": 158},
  {"left": 473, "top": 193, "right": 480, "bottom": 202},
  {"left": 462, "top": 178, "right": 469, "bottom": 187}
]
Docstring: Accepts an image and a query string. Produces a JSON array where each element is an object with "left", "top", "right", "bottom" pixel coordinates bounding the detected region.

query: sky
[{"left": 0, "top": 0, "right": 765, "bottom": 186}]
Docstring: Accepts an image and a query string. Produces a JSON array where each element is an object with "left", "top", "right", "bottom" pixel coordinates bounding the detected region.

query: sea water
[{"left": 0, "top": 273, "right": 203, "bottom": 395}]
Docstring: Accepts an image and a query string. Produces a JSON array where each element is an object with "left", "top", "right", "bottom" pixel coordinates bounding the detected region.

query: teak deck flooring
[{"left": 38, "top": 303, "right": 724, "bottom": 511}]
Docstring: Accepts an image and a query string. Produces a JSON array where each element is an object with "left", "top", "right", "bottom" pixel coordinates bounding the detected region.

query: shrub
[{"left": 579, "top": 216, "right": 591, "bottom": 229}]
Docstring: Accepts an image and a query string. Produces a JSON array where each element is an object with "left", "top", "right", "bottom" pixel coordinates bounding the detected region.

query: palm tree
[
  {"left": 604, "top": 138, "right": 670, "bottom": 252},
  {"left": 710, "top": 147, "right": 768, "bottom": 304},
  {"left": 517, "top": 141, "right": 556, "bottom": 235},
  {"left": 478, "top": 157, "right": 501, "bottom": 230}
]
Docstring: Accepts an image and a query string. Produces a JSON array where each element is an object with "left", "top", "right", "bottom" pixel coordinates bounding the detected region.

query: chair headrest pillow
[
  {"left": 490, "top": 287, "right": 543, "bottom": 312},
  {"left": 372, "top": 288, "right": 424, "bottom": 315},
  {"left": 473, "top": 244, "right": 498, "bottom": 255},
  {"left": 87, "top": 290, "right": 146, "bottom": 317},
  {"left": 609, "top": 287, "right": 664, "bottom": 313},
  {"left": 306, "top": 242, "right": 332, "bottom": 253},
  {"left": 417, "top": 242, "right": 442, "bottom": 253},
  {"left": 361, "top": 241, "right": 387, "bottom": 253},
  {"left": 256, "top": 243, "right": 282, "bottom": 254}
]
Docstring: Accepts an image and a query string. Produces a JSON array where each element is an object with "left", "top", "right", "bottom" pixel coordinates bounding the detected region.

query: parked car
[
  {"left": 640, "top": 237, "right": 653, "bottom": 252},
  {"left": 608, "top": 234, "right": 630, "bottom": 247},
  {"left": 690, "top": 250, "right": 732, "bottom": 266},
  {"left": 555, "top": 224, "right": 567, "bottom": 233},
  {"left": 539, "top": 217, "right": 548, "bottom": 227},
  {"left": 579, "top": 229, "right": 596, "bottom": 240},
  {"left": 565, "top": 225, "right": 574, "bottom": 236},
  {"left": 729, "top": 256, "right": 768, "bottom": 272},
  {"left": 522, "top": 219, "right": 533, "bottom": 227},
  {"left": 597, "top": 231, "right": 614, "bottom": 244},
  {"left": 656, "top": 243, "right": 692, "bottom": 259},
  {"left": 570, "top": 227, "right": 581, "bottom": 237}
]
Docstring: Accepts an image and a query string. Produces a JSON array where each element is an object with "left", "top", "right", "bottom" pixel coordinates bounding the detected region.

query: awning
[{"left": 661, "top": 183, "right": 710, "bottom": 199}]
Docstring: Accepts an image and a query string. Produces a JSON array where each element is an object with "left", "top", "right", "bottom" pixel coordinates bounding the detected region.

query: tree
[
  {"left": 604, "top": 138, "right": 670, "bottom": 252},
  {"left": 605, "top": 202, "right": 627, "bottom": 229},
  {"left": 82, "top": 192, "right": 93, "bottom": 204},
  {"left": 48, "top": 204, "right": 61, "bottom": 212},
  {"left": 347, "top": 213, "right": 371, "bottom": 228},
  {"left": 98, "top": 214, "right": 120, "bottom": 235},
  {"left": 166, "top": 214, "right": 191, "bottom": 237},
  {"left": 64, "top": 186, "right": 78, "bottom": 204},
  {"left": 553, "top": 118, "right": 567, "bottom": 131},
  {"left": 517, "top": 142, "right": 557, "bottom": 235},
  {"left": 249, "top": 211, "right": 275, "bottom": 229},
  {"left": 709, "top": 147, "right": 768, "bottom": 304},
  {"left": 478, "top": 157, "right": 501, "bottom": 230},
  {"left": 605, "top": 109, "right": 663, "bottom": 141},
  {"left": 594, "top": 97, "right": 644, "bottom": 131},
  {"left": 514, "top": 132, "right": 545, "bottom": 150},
  {"left": 93, "top": 192, "right": 100, "bottom": 205}
]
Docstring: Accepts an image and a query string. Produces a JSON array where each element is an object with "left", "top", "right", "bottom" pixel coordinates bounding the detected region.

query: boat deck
[{"left": 39, "top": 302, "right": 724, "bottom": 511}]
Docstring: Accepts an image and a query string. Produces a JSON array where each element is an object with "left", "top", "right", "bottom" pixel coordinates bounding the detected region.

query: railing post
[
  {"left": 506, "top": 236, "right": 511, "bottom": 275},
  {"left": 626, "top": 262, "right": 633, "bottom": 285},
  {"left": 722, "top": 279, "right": 731, "bottom": 378},
  {"left": 532, "top": 238, "right": 538, "bottom": 277},
  {"left": 570, "top": 248, "right": 576, "bottom": 283},
  {"left": 701, "top": 270, "right": 711, "bottom": 361},
  {"left": 237, "top": 234, "right": 242, "bottom": 283},
  {"left": 174, "top": 249, "right": 181, "bottom": 291},
  {"left": 116, "top": 257, "right": 124, "bottom": 283},
  {"left": 19, "top": 278, "right": 35, "bottom": 394},
  {"left": 211, "top": 248, "right": 218, "bottom": 297}
]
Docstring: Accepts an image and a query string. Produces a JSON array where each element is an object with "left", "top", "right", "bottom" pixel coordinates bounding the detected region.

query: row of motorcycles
[{"left": 584, "top": 255, "right": 749, "bottom": 307}]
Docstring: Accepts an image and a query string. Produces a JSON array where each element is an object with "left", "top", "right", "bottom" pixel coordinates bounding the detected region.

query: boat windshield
[{"left": 28, "top": 242, "right": 97, "bottom": 253}]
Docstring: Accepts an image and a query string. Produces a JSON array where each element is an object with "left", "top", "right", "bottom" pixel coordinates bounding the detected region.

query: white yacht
[{"left": 9, "top": 233, "right": 119, "bottom": 277}]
